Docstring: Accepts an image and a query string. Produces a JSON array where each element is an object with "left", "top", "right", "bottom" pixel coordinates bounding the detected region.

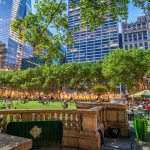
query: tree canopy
[
  {"left": 1, "top": 48, "right": 150, "bottom": 97},
  {"left": 12, "top": 0, "right": 72, "bottom": 62},
  {"left": 102, "top": 48, "right": 150, "bottom": 93},
  {"left": 0, "top": 62, "right": 105, "bottom": 98}
]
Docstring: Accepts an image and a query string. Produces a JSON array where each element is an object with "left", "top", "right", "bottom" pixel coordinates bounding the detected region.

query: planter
[{"left": 134, "top": 117, "right": 148, "bottom": 141}]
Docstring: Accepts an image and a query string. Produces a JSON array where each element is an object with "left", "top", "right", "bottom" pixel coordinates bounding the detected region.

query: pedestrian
[
  {"left": 146, "top": 104, "right": 150, "bottom": 119},
  {"left": 131, "top": 109, "right": 134, "bottom": 120}
]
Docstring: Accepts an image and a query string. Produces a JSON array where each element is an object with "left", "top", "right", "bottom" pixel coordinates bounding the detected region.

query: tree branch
[{"left": 40, "top": 0, "right": 63, "bottom": 36}]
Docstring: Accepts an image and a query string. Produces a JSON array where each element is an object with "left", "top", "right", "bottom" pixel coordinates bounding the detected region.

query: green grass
[{"left": 0, "top": 100, "right": 76, "bottom": 109}]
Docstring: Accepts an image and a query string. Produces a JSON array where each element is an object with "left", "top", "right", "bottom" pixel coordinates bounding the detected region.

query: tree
[
  {"left": 91, "top": 85, "right": 108, "bottom": 100},
  {"left": 0, "top": 71, "right": 13, "bottom": 97},
  {"left": 12, "top": 0, "right": 72, "bottom": 63},
  {"left": 102, "top": 48, "right": 149, "bottom": 93},
  {"left": 91, "top": 61, "right": 105, "bottom": 85},
  {"left": 42, "top": 65, "right": 62, "bottom": 98}
]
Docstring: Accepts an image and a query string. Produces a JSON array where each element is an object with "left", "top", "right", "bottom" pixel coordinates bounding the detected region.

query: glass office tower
[
  {"left": 0, "top": 0, "right": 32, "bottom": 70},
  {"left": 66, "top": 0, "right": 119, "bottom": 63}
]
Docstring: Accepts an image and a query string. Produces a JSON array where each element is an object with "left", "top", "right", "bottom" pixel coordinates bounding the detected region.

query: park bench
[{"left": 6, "top": 120, "right": 63, "bottom": 149}]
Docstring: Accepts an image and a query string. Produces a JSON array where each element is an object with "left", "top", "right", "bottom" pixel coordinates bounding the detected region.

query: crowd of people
[
  {"left": 0, "top": 96, "right": 72, "bottom": 110},
  {"left": 127, "top": 99, "right": 150, "bottom": 120}
]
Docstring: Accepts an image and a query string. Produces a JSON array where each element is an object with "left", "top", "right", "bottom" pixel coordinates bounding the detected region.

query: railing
[
  {"left": 0, "top": 109, "right": 82, "bottom": 132},
  {"left": 0, "top": 103, "right": 129, "bottom": 150}
]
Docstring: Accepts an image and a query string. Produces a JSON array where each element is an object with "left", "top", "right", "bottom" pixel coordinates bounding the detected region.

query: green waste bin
[{"left": 134, "top": 117, "right": 148, "bottom": 141}]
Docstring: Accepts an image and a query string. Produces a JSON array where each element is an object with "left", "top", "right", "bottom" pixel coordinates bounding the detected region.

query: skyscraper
[
  {"left": 122, "top": 10, "right": 150, "bottom": 50},
  {"left": 0, "top": 0, "right": 32, "bottom": 70},
  {"left": 66, "top": 0, "right": 119, "bottom": 63},
  {"left": 0, "top": 41, "right": 6, "bottom": 69},
  {"left": 21, "top": 46, "right": 66, "bottom": 70}
]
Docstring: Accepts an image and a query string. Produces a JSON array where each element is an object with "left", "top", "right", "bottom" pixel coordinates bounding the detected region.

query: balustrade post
[
  {"left": 79, "top": 110, "right": 101, "bottom": 150},
  {"left": 63, "top": 111, "right": 80, "bottom": 148}
]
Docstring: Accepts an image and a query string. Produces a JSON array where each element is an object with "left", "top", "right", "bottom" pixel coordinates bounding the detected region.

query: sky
[{"left": 31, "top": 0, "right": 144, "bottom": 33}]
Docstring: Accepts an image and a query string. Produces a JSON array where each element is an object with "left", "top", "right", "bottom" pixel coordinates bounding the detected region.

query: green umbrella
[{"left": 129, "top": 90, "right": 150, "bottom": 98}]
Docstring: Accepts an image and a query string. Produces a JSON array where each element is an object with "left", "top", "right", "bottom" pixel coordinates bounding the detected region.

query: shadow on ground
[{"left": 102, "top": 120, "right": 150, "bottom": 150}]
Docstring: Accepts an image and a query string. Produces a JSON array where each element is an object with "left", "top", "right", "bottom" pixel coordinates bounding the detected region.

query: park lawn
[{"left": 0, "top": 100, "right": 76, "bottom": 109}]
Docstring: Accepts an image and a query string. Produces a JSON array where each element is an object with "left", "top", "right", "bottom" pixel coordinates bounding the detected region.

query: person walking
[{"left": 146, "top": 104, "right": 150, "bottom": 119}]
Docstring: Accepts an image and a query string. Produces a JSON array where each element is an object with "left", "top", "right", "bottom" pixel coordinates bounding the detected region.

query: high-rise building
[
  {"left": 21, "top": 46, "right": 66, "bottom": 70},
  {"left": 0, "top": 0, "right": 32, "bottom": 70},
  {"left": 0, "top": 41, "right": 6, "bottom": 69},
  {"left": 122, "top": 11, "right": 150, "bottom": 50},
  {"left": 21, "top": 56, "right": 47, "bottom": 70},
  {"left": 66, "top": 0, "right": 119, "bottom": 63}
]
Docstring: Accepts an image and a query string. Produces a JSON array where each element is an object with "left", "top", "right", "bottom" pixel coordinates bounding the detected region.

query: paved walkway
[{"left": 102, "top": 120, "right": 150, "bottom": 150}]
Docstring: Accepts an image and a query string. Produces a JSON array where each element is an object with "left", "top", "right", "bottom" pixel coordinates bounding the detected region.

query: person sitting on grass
[
  {"left": 63, "top": 101, "right": 68, "bottom": 109},
  {"left": 0, "top": 104, "right": 6, "bottom": 109}
]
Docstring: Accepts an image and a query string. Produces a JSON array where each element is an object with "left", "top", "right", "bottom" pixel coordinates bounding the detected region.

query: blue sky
[
  {"left": 128, "top": 2, "right": 143, "bottom": 22},
  {"left": 31, "top": 0, "right": 143, "bottom": 33}
]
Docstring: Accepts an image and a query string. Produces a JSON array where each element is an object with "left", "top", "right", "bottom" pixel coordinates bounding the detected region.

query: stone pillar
[{"left": 79, "top": 110, "right": 101, "bottom": 150}]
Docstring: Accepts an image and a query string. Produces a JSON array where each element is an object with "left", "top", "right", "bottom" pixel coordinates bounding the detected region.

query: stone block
[
  {"left": 79, "top": 131, "right": 101, "bottom": 150},
  {"left": 63, "top": 129, "right": 80, "bottom": 148}
]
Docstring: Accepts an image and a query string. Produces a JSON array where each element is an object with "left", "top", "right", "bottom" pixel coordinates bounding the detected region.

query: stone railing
[
  {"left": 0, "top": 109, "right": 82, "bottom": 132},
  {"left": 77, "top": 102, "right": 129, "bottom": 137},
  {"left": 0, "top": 103, "right": 129, "bottom": 150}
]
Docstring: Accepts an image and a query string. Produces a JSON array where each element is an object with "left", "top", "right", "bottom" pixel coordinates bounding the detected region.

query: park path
[{"left": 101, "top": 120, "right": 150, "bottom": 150}]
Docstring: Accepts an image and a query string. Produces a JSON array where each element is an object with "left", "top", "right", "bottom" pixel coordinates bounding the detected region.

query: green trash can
[{"left": 134, "top": 117, "right": 148, "bottom": 141}]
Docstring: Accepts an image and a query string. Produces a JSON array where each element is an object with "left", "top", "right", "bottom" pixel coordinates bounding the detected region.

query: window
[
  {"left": 143, "top": 31, "right": 147, "bottom": 40},
  {"left": 133, "top": 33, "right": 137, "bottom": 41},
  {"left": 123, "top": 24, "right": 127, "bottom": 31},
  {"left": 130, "top": 44, "right": 133, "bottom": 48},
  {"left": 125, "top": 45, "right": 128, "bottom": 50},
  {"left": 134, "top": 43, "right": 138, "bottom": 48},
  {"left": 132, "top": 24, "right": 136, "bottom": 30},
  {"left": 139, "top": 43, "right": 143, "bottom": 47},
  {"left": 124, "top": 34, "right": 128, "bottom": 42},
  {"left": 138, "top": 33, "right": 142, "bottom": 41},
  {"left": 144, "top": 42, "right": 148, "bottom": 49},
  {"left": 128, "top": 25, "right": 132, "bottom": 30},
  {"left": 129, "top": 34, "right": 132, "bottom": 41},
  {"left": 137, "top": 24, "right": 141, "bottom": 29},
  {"left": 134, "top": 43, "right": 137, "bottom": 47},
  {"left": 142, "top": 23, "right": 146, "bottom": 28}
]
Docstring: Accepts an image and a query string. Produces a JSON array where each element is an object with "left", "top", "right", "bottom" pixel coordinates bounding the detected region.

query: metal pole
[{"left": 120, "top": 83, "right": 122, "bottom": 97}]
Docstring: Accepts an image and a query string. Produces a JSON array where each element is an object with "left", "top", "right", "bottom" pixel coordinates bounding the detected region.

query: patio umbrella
[{"left": 129, "top": 90, "right": 150, "bottom": 98}]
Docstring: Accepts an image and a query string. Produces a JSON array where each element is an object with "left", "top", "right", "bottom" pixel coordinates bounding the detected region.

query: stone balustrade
[
  {"left": 0, "top": 109, "right": 82, "bottom": 132},
  {"left": 0, "top": 103, "right": 129, "bottom": 150},
  {"left": 77, "top": 102, "right": 129, "bottom": 137}
]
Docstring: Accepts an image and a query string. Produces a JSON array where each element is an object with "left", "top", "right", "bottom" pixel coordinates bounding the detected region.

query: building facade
[
  {"left": 0, "top": 0, "right": 32, "bottom": 70},
  {"left": 0, "top": 41, "right": 6, "bottom": 69},
  {"left": 66, "top": 0, "right": 119, "bottom": 63},
  {"left": 122, "top": 11, "right": 150, "bottom": 50},
  {"left": 21, "top": 46, "right": 66, "bottom": 70},
  {"left": 21, "top": 56, "right": 46, "bottom": 70}
]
